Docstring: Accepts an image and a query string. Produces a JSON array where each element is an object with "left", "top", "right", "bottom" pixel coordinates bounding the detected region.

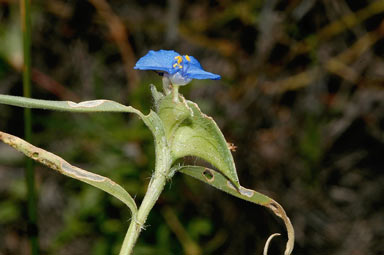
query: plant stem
[
  {"left": 119, "top": 121, "right": 171, "bottom": 255},
  {"left": 172, "top": 85, "right": 179, "bottom": 102},
  {"left": 162, "top": 76, "right": 171, "bottom": 95},
  {"left": 119, "top": 174, "right": 168, "bottom": 255},
  {"left": 20, "top": 0, "right": 39, "bottom": 253}
]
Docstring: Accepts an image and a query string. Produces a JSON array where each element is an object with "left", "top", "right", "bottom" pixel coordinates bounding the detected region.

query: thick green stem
[{"left": 20, "top": 0, "right": 39, "bottom": 253}]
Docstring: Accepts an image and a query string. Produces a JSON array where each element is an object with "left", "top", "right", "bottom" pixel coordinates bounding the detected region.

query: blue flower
[{"left": 134, "top": 50, "right": 221, "bottom": 86}]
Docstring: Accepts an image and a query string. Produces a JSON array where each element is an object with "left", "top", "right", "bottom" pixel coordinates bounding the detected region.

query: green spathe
[{"left": 154, "top": 86, "right": 240, "bottom": 188}]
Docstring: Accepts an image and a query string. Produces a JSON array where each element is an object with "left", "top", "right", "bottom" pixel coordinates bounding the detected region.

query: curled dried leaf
[{"left": 263, "top": 233, "right": 281, "bottom": 255}]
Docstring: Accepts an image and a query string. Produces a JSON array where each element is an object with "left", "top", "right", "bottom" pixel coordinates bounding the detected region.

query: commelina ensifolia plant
[{"left": 0, "top": 50, "right": 294, "bottom": 255}]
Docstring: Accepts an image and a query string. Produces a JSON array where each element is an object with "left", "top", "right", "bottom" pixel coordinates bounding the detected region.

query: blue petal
[
  {"left": 134, "top": 50, "right": 180, "bottom": 74},
  {"left": 184, "top": 56, "right": 221, "bottom": 80}
]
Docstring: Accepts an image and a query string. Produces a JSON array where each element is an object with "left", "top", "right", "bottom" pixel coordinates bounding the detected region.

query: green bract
[{"left": 153, "top": 86, "right": 240, "bottom": 187}]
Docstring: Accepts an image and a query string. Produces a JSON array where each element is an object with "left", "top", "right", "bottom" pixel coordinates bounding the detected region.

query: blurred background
[{"left": 1, "top": 0, "right": 384, "bottom": 254}]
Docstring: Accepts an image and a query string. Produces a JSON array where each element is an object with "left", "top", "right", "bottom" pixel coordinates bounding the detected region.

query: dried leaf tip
[{"left": 263, "top": 233, "right": 281, "bottom": 255}]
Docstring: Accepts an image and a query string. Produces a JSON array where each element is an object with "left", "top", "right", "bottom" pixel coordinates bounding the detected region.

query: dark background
[{"left": 1, "top": 0, "right": 384, "bottom": 254}]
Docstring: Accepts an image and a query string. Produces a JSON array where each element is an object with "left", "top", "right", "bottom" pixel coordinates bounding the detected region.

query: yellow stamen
[
  {"left": 173, "top": 63, "right": 178, "bottom": 68},
  {"left": 185, "top": 55, "right": 191, "bottom": 61},
  {"left": 175, "top": 55, "right": 182, "bottom": 64}
]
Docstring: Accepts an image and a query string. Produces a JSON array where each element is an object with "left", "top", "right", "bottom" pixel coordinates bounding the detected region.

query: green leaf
[
  {"left": 178, "top": 165, "right": 294, "bottom": 255},
  {"left": 0, "top": 95, "right": 170, "bottom": 163},
  {"left": 156, "top": 91, "right": 240, "bottom": 188},
  {"left": 0, "top": 95, "right": 167, "bottom": 156},
  {"left": 0, "top": 131, "right": 138, "bottom": 217},
  {"left": 0, "top": 94, "right": 143, "bottom": 115}
]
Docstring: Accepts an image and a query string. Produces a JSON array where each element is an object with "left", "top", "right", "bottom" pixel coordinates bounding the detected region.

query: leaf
[
  {"left": 0, "top": 131, "right": 138, "bottom": 216},
  {"left": 0, "top": 94, "right": 143, "bottom": 115},
  {"left": 156, "top": 91, "right": 240, "bottom": 188},
  {"left": 178, "top": 165, "right": 294, "bottom": 255},
  {"left": 0, "top": 95, "right": 171, "bottom": 163},
  {"left": 0, "top": 95, "right": 168, "bottom": 155}
]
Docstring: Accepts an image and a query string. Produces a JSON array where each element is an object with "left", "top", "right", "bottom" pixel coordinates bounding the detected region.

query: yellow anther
[
  {"left": 179, "top": 65, "right": 183, "bottom": 68},
  {"left": 174, "top": 55, "right": 183, "bottom": 64},
  {"left": 185, "top": 55, "right": 191, "bottom": 61},
  {"left": 173, "top": 63, "right": 178, "bottom": 68}
]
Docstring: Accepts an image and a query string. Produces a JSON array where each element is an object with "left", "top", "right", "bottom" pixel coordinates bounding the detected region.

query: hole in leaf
[
  {"left": 269, "top": 202, "right": 278, "bottom": 211},
  {"left": 68, "top": 100, "right": 105, "bottom": 108},
  {"left": 179, "top": 156, "right": 221, "bottom": 183},
  {"left": 267, "top": 202, "right": 282, "bottom": 217},
  {"left": 239, "top": 186, "right": 254, "bottom": 198},
  {"left": 202, "top": 169, "right": 214, "bottom": 182}
]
